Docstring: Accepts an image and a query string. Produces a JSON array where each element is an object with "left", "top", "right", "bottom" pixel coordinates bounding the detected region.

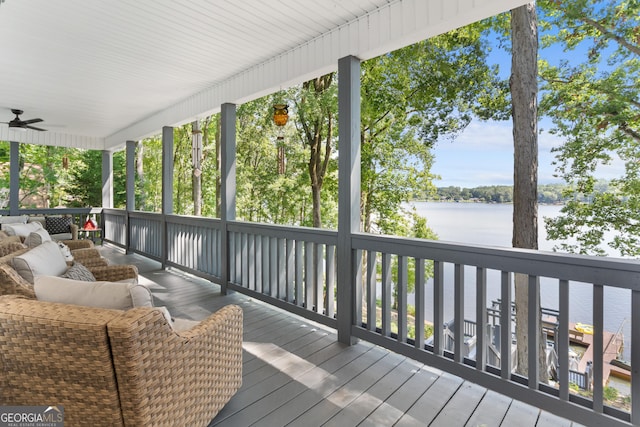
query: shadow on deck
[{"left": 98, "top": 244, "right": 582, "bottom": 427}]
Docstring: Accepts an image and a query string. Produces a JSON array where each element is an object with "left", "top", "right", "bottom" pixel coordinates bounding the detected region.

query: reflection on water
[{"left": 406, "top": 202, "right": 632, "bottom": 361}]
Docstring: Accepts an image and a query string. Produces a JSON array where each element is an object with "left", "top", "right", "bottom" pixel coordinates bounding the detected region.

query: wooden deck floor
[{"left": 99, "top": 245, "right": 583, "bottom": 427}]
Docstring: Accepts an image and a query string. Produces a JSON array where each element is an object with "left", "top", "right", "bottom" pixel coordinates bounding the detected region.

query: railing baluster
[
  {"left": 476, "top": 267, "right": 487, "bottom": 371},
  {"left": 433, "top": 261, "right": 443, "bottom": 356},
  {"left": 528, "top": 275, "right": 540, "bottom": 390},
  {"left": 261, "top": 235, "right": 269, "bottom": 294},
  {"left": 354, "top": 248, "right": 363, "bottom": 328},
  {"left": 295, "top": 240, "right": 303, "bottom": 306},
  {"left": 305, "top": 241, "right": 313, "bottom": 310},
  {"left": 382, "top": 253, "right": 391, "bottom": 337},
  {"left": 593, "top": 283, "right": 604, "bottom": 413},
  {"left": 397, "top": 255, "right": 407, "bottom": 344},
  {"left": 454, "top": 264, "right": 464, "bottom": 363},
  {"left": 286, "top": 239, "right": 294, "bottom": 302},
  {"left": 242, "top": 233, "right": 248, "bottom": 287},
  {"left": 367, "top": 251, "right": 376, "bottom": 331},
  {"left": 248, "top": 234, "right": 255, "bottom": 290},
  {"left": 270, "top": 237, "right": 278, "bottom": 298},
  {"left": 501, "top": 271, "right": 512, "bottom": 379},
  {"left": 315, "top": 243, "right": 324, "bottom": 314},
  {"left": 415, "top": 258, "right": 425, "bottom": 350},
  {"left": 228, "top": 232, "right": 236, "bottom": 283},
  {"left": 325, "top": 245, "right": 336, "bottom": 318},
  {"left": 235, "top": 232, "right": 242, "bottom": 284},
  {"left": 278, "top": 237, "right": 286, "bottom": 299},
  {"left": 558, "top": 279, "right": 569, "bottom": 401},
  {"left": 255, "top": 236, "right": 262, "bottom": 293}
]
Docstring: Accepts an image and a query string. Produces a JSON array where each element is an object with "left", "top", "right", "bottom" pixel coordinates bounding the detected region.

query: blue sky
[
  {"left": 431, "top": 117, "right": 625, "bottom": 189},
  {"left": 430, "top": 23, "right": 625, "bottom": 189},
  {"left": 431, "top": 119, "right": 563, "bottom": 188}
]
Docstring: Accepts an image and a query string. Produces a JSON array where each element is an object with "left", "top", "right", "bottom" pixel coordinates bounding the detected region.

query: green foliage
[
  {"left": 538, "top": 0, "right": 640, "bottom": 256},
  {"left": 433, "top": 183, "right": 578, "bottom": 204},
  {"left": 603, "top": 385, "right": 619, "bottom": 402},
  {"left": 360, "top": 23, "right": 508, "bottom": 237}
]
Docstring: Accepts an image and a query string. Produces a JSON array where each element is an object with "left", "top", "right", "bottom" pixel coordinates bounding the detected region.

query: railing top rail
[
  {"left": 352, "top": 232, "right": 640, "bottom": 290},
  {"left": 1, "top": 207, "right": 100, "bottom": 216}
]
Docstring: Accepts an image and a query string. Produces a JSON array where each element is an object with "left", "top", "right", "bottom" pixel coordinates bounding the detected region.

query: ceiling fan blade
[
  {"left": 25, "top": 125, "right": 47, "bottom": 131},
  {"left": 23, "top": 118, "right": 43, "bottom": 124}
]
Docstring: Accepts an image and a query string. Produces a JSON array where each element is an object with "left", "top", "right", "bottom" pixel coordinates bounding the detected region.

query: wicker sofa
[
  {"left": 0, "top": 294, "right": 243, "bottom": 426},
  {"left": 0, "top": 241, "right": 138, "bottom": 298}
]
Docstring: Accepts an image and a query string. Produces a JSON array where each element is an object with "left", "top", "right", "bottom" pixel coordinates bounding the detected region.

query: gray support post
[
  {"left": 102, "top": 150, "right": 113, "bottom": 209},
  {"left": 161, "top": 126, "right": 174, "bottom": 268},
  {"left": 125, "top": 140, "right": 136, "bottom": 253},
  {"left": 220, "top": 103, "right": 236, "bottom": 295},
  {"left": 9, "top": 141, "right": 19, "bottom": 215},
  {"left": 126, "top": 141, "right": 136, "bottom": 211},
  {"left": 162, "top": 127, "right": 174, "bottom": 215},
  {"left": 337, "top": 55, "right": 361, "bottom": 345}
]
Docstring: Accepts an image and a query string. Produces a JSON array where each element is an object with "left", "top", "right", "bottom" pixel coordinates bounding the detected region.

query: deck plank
[
  {"left": 501, "top": 400, "right": 540, "bottom": 427},
  {"left": 465, "top": 389, "right": 511, "bottom": 427},
  {"left": 93, "top": 245, "right": 581, "bottom": 427},
  {"left": 358, "top": 364, "right": 441, "bottom": 426},
  {"left": 321, "top": 354, "right": 417, "bottom": 427},
  {"left": 430, "top": 381, "right": 486, "bottom": 426}
]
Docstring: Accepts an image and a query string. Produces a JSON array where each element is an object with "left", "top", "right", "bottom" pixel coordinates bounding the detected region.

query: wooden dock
[{"left": 572, "top": 323, "right": 626, "bottom": 386}]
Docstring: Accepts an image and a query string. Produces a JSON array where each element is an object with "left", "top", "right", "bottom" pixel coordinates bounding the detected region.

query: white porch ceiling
[{"left": 0, "top": 0, "right": 528, "bottom": 151}]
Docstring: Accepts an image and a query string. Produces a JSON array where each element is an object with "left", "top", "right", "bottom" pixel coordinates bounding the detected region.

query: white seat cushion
[
  {"left": 12, "top": 240, "right": 68, "bottom": 284},
  {"left": 34, "top": 275, "right": 153, "bottom": 310}
]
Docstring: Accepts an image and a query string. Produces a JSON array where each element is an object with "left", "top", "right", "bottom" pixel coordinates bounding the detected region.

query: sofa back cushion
[
  {"left": 34, "top": 275, "right": 153, "bottom": 310},
  {"left": 2, "top": 221, "right": 43, "bottom": 238},
  {"left": 12, "top": 240, "right": 68, "bottom": 283},
  {"left": 0, "top": 215, "right": 29, "bottom": 230}
]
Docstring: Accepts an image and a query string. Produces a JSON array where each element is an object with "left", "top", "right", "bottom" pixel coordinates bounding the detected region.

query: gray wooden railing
[{"left": 100, "top": 209, "right": 639, "bottom": 426}]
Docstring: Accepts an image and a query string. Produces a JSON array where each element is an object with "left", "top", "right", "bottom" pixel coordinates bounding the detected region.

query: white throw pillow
[
  {"left": 24, "top": 228, "right": 52, "bottom": 248},
  {"left": 33, "top": 275, "right": 153, "bottom": 310},
  {"left": 12, "top": 240, "right": 68, "bottom": 284},
  {"left": 3, "top": 221, "right": 43, "bottom": 237}
]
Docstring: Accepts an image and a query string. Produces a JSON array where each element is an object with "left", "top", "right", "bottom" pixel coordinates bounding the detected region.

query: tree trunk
[
  {"left": 511, "top": 3, "right": 546, "bottom": 382},
  {"left": 300, "top": 73, "right": 334, "bottom": 228}
]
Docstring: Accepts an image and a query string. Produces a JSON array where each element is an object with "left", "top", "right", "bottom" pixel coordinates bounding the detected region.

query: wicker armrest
[
  {"left": 64, "top": 239, "right": 94, "bottom": 250},
  {"left": 69, "top": 223, "right": 79, "bottom": 240},
  {"left": 76, "top": 257, "right": 109, "bottom": 268},
  {"left": 0, "top": 247, "right": 29, "bottom": 265},
  {"left": 89, "top": 264, "right": 138, "bottom": 282},
  {"left": 0, "top": 264, "right": 35, "bottom": 298},
  {"left": 0, "top": 241, "right": 27, "bottom": 258},
  {"left": 108, "top": 304, "right": 243, "bottom": 426},
  {"left": 68, "top": 248, "right": 108, "bottom": 267}
]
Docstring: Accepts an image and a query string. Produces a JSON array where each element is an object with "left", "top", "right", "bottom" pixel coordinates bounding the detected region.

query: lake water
[{"left": 408, "top": 202, "right": 631, "bottom": 360}]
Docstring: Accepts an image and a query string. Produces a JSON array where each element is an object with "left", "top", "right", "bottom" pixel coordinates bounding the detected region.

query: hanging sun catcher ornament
[{"left": 273, "top": 104, "right": 288, "bottom": 174}]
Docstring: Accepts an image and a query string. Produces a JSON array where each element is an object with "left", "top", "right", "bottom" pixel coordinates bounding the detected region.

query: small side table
[{"left": 79, "top": 228, "right": 102, "bottom": 243}]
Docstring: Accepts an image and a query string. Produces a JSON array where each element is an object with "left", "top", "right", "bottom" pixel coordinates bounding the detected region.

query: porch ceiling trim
[{"left": 1, "top": 0, "right": 529, "bottom": 152}]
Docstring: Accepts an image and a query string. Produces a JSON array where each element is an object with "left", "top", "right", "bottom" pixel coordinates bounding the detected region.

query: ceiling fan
[{"left": 1, "top": 109, "right": 47, "bottom": 131}]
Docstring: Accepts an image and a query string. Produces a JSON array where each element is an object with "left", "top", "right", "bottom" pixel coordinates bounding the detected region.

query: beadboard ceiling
[{"left": 0, "top": 0, "right": 528, "bottom": 151}]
